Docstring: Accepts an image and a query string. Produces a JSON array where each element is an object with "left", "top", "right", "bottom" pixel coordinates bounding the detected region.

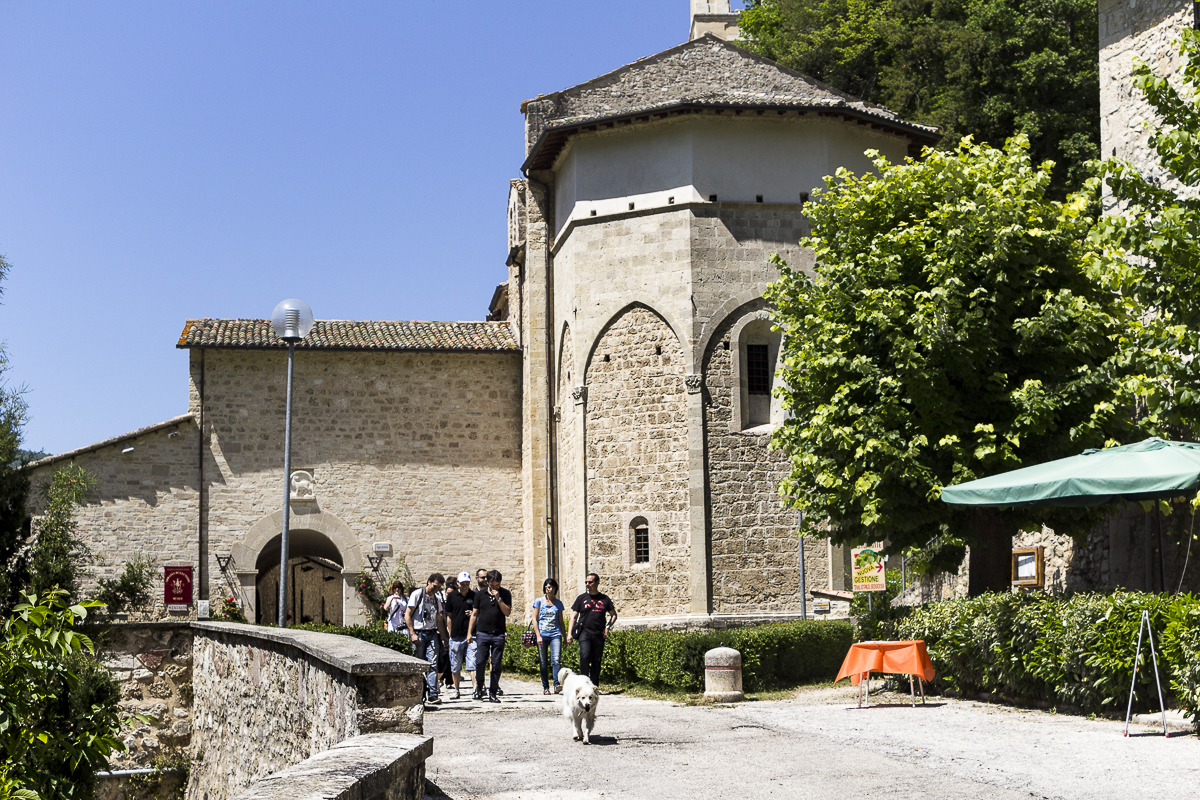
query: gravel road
[{"left": 422, "top": 676, "right": 1198, "bottom": 800}]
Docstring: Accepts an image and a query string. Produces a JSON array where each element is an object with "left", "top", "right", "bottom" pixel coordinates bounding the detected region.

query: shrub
[
  {"left": 292, "top": 621, "right": 414, "bottom": 657},
  {"left": 897, "top": 590, "right": 1200, "bottom": 723},
  {"left": 501, "top": 620, "right": 854, "bottom": 692},
  {"left": 92, "top": 554, "right": 155, "bottom": 615},
  {"left": 211, "top": 596, "right": 247, "bottom": 623}
]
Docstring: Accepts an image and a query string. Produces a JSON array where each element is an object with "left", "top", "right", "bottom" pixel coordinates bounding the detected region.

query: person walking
[
  {"left": 383, "top": 581, "right": 407, "bottom": 633},
  {"left": 566, "top": 572, "right": 617, "bottom": 688},
  {"left": 463, "top": 568, "right": 487, "bottom": 691},
  {"left": 444, "top": 571, "right": 475, "bottom": 699},
  {"left": 532, "top": 577, "right": 565, "bottom": 695},
  {"left": 404, "top": 573, "right": 448, "bottom": 705},
  {"left": 467, "top": 569, "right": 511, "bottom": 702}
]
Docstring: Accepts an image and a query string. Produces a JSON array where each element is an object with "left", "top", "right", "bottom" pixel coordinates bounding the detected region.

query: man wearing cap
[{"left": 444, "top": 570, "right": 475, "bottom": 700}]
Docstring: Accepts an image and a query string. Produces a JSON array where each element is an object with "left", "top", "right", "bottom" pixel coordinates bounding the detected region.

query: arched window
[
  {"left": 634, "top": 520, "right": 650, "bottom": 564},
  {"left": 731, "top": 315, "right": 783, "bottom": 432}
]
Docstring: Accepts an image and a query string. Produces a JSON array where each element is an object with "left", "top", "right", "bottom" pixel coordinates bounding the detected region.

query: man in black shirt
[
  {"left": 444, "top": 571, "right": 475, "bottom": 700},
  {"left": 467, "top": 569, "right": 511, "bottom": 702},
  {"left": 567, "top": 572, "right": 618, "bottom": 688}
]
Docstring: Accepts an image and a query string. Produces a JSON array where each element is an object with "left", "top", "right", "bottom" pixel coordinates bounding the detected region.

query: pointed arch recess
[{"left": 583, "top": 299, "right": 689, "bottom": 381}]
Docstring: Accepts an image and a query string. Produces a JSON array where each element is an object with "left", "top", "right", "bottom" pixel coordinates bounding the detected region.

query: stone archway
[{"left": 231, "top": 508, "right": 366, "bottom": 625}]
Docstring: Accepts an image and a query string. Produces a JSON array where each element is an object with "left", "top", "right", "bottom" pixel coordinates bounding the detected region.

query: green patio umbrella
[{"left": 940, "top": 437, "right": 1200, "bottom": 508}]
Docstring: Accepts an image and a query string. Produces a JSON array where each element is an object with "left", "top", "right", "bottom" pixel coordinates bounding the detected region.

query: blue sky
[{"left": 1, "top": 1, "right": 749, "bottom": 456}]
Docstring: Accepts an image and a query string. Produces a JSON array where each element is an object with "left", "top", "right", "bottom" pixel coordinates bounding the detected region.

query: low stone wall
[
  {"left": 186, "top": 622, "right": 428, "bottom": 800},
  {"left": 231, "top": 734, "right": 432, "bottom": 800},
  {"left": 100, "top": 623, "right": 195, "bottom": 769}
]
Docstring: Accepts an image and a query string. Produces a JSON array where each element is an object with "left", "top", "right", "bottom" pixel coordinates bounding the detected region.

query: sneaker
[
  {"left": 427, "top": 695, "right": 441, "bottom": 704},
  {"left": 496, "top": 687, "right": 504, "bottom": 696},
  {"left": 472, "top": 690, "right": 483, "bottom": 700},
  {"left": 487, "top": 694, "right": 500, "bottom": 703},
  {"left": 452, "top": 689, "right": 461, "bottom": 700}
]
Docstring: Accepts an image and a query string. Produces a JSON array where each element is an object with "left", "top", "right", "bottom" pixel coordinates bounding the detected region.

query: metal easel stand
[{"left": 1124, "top": 609, "right": 1168, "bottom": 738}]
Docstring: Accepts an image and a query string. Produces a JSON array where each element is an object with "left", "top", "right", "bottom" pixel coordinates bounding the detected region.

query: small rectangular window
[
  {"left": 747, "top": 344, "right": 770, "bottom": 395},
  {"left": 634, "top": 526, "right": 650, "bottom": 564}
]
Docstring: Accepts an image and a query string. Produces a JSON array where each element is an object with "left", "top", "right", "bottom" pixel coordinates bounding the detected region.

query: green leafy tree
[
  {"left": 0, "top": 590, "right": 124, "bottom": 800},
  {"left": 1090, "top": 29, "right": 1200, "bottom": 433},
  {"left": 0, "top": 254, "right": 32, "bottom": 614},
  {"left": 738, "top": 0, "right": 1099, "bottom": 194},
  {"left": 766, "top": 136, "right": 1146, "bottom": 592},
  {"left": 91, "top": 553, "right": 155, "bottom": 615},
  {"left": 28, "top": 466, "right": 96, "bottom": 600}
]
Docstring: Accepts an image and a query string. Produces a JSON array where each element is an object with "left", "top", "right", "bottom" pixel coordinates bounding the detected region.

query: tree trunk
[{"left": 968, "top": 508, "right": 1013, "bottom": 596}]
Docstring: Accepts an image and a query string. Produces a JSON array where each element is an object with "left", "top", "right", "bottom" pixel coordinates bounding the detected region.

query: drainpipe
[
  {"left": 197, "top": 348, "right": 207, "bottom": 602},
  {"left": 529, "top": 174, "right": 556, "bottom": 583},
  {"left": 797, "top": 511, "right": 806, "bottom": 620}
]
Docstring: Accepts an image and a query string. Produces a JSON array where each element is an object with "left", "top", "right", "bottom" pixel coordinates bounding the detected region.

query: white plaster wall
[{"left": 553, "top": 116, "right": 911, "bottom": 235}]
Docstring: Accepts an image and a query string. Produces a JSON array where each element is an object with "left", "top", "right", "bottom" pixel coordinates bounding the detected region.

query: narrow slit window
[
  {"left": 747, "top": 344, "right": 770, "bottom": 395},
  {"left": 634, "top": 525, "right": 650, "bottom": 564}
]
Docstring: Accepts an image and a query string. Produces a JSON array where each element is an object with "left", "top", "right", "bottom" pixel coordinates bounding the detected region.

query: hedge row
[
  {"left": 872, "top": 591, "right": 1200, "bottom": 725},
  {"left": 291, "top": 622, "right": 415, "bottom": 656},
  {"left": 501, "top": 620, "right": 854, "bottom": 692}
]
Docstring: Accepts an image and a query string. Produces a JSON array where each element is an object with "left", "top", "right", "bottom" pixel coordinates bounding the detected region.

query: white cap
[{"left": 458, "top": 571, "right": 471, "bottom": 583}]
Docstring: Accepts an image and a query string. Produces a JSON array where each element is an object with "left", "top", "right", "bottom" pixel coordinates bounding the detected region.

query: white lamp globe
[{"left": 270, "top": 299, "right": 315, "bottom": 342}]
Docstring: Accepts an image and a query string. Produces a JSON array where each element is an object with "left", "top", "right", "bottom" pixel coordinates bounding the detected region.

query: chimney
[{"left": 690, "top": 0, "right": 740, "bottom": 41}]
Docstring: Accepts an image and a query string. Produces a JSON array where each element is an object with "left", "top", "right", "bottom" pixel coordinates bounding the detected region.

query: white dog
[{"left": 558, "top": 668, "right": 599, "bottom": 744}]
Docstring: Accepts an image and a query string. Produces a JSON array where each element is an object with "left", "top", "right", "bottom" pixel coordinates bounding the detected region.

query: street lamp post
[{"left": 271, "top": 299, "right": 314, "bottom": 627}]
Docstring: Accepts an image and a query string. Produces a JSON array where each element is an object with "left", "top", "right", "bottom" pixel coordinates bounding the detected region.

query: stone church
[{"left": 30, "top": 2, "right": 940, "bottom": 625}]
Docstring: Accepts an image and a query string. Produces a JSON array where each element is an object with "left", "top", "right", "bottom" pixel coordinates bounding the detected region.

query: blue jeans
[
  {"left": 474, "top": 631, "right": 506, "bottom": 696},
  {"left": 538, "top": 635, "right": 562, "bottom": 690},
  {"left": 416, "top": 631, "right": 441, "bottom": 699}
]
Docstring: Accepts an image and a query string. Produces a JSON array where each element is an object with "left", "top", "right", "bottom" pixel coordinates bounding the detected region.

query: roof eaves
[{"left": 25, "top": 414, "right": 196, "bottom": 472}]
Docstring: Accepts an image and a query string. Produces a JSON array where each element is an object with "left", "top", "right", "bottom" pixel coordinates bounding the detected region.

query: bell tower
[{"left": 690, "top": 0, "right": 739, "bottom": 41}]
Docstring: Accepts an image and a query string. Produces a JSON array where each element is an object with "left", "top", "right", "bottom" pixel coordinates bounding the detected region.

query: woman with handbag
[{"left": 530, "top": 577, "right": 565, "bottom": 695}]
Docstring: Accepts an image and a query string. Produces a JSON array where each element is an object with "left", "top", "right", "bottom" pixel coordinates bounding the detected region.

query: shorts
[
  {"left": 448, "top": 638, "right": 469, "bottom": 673},
  {"left": 465, "top": 640, "right": 477, "bottom": 673}
]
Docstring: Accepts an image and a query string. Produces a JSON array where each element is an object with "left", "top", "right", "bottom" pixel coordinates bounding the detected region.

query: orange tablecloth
[{"left": 836, "top": 640, "right": 935, "bottom": 685}]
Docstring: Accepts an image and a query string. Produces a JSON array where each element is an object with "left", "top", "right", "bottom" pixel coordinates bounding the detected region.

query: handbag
[{"left": 522, "top": 621, "right": 537, "bottom": 648}]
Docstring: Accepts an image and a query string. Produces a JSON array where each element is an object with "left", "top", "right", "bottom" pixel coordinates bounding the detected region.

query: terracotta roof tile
[{"left": 177, "top": 319, "right": 519, "bottom": 352}]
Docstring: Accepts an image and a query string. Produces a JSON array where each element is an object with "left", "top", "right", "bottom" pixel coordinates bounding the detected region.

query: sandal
[{"left": 544, "top": 689, "right": 551, "bottom": 695}]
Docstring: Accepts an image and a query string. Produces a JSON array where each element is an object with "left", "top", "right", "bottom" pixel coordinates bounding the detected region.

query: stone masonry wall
[
  {"left": 1099, "top": 0, "right": 1192, "bottom": 201},
  {"left": 193, "top": 348, "right": 525, "bottom": 617},
  {"left": 702, "top": 308, "right": 824, "bottom": 613},
  {"left": 555, "top": 333, "right": 584, "bottom": 597},
  {"left": 29, "top": 421, "right": 200, "bottom": 619},
  {"left": 585, "top": 307, "right": 691, "bottom": 612},
  {"left": 186, "top": 622, "right": 426, "bottom": 800},
  {"left": 102, "top": 623, "right": 195, "bottom": 769}
]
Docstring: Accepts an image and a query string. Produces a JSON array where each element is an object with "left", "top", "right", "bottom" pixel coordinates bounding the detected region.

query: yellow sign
[{"left": 852, "top": 545, "right": 886, "bottom": 592}]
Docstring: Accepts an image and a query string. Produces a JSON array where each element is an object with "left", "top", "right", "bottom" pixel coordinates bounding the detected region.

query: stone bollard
[{"left": 704, "top": 647, "right": 744, "bottom": 702}]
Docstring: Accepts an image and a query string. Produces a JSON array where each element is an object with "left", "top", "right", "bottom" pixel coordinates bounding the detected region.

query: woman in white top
[{"left": 384, "top": 581, "right": 408, "bottom": 632}]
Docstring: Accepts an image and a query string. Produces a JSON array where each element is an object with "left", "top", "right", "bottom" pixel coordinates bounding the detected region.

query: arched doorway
[
  {"left": 254, "top": 530, "right": 344, "bottom": 625},
  {"left": 231, "top": 508, "right": 365, "bottom": 626}
]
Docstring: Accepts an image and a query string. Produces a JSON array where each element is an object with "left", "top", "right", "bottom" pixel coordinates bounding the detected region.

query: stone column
[
  {"left": 573, "top": 385, "right": 588, "bottom": 590},
  {"left": 343, "top": 571, "right": 368, "bottom": 626},
  {"left": 685, "top": 374, "right": 710, "bottom": 615}
]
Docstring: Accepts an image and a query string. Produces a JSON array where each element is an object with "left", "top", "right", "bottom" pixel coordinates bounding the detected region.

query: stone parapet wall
[
  {"left": 186, "top": 622, "right": 427, "bottom": 800},
  {"left": 231, "top": 734, "right": 432, "bottom": 800}
]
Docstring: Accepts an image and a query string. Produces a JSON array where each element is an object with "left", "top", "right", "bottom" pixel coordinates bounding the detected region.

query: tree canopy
[
  {"left": 765, "top": 136, "right": 1146, "bottom": 557},
  {"left": 738, "top": 0, "right": 1099, "bottom": 195}
]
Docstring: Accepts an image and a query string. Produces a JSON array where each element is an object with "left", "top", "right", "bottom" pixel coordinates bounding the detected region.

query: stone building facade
[{"left": 29, "top": 8, "right": 945, "bottom": 625}]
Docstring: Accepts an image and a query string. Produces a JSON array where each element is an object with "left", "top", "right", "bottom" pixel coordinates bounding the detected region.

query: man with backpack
[{"left": 405, "top": 573, "right": 448, "bottom": 704}]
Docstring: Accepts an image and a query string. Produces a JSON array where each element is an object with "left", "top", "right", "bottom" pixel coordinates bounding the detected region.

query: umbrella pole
[{"left": 1155, "top": 505, "right": 1166, "bottom": 593}]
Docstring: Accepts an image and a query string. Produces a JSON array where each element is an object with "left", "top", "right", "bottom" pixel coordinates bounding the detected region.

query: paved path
[{"left": 423, "top": 676, "right": 1198, "bottom": 800}]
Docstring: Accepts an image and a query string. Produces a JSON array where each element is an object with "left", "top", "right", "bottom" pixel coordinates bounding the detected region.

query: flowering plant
[
  {"left": 213, "top": 595, "right": 247, "bottom": 623},
  {"left": 355, "top": 573, "right": 383, "bottom": 612}
]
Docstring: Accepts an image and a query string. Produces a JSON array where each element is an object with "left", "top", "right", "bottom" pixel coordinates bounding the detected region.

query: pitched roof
[
  {"left": 522, "top": 35, "right": 939, "bottom": 171},
  {"left": 26, "top": 414, "right": 195, "bottom": 471},
  {"left": 176, "top": 319, "right": 520, "bottom": 352}
]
